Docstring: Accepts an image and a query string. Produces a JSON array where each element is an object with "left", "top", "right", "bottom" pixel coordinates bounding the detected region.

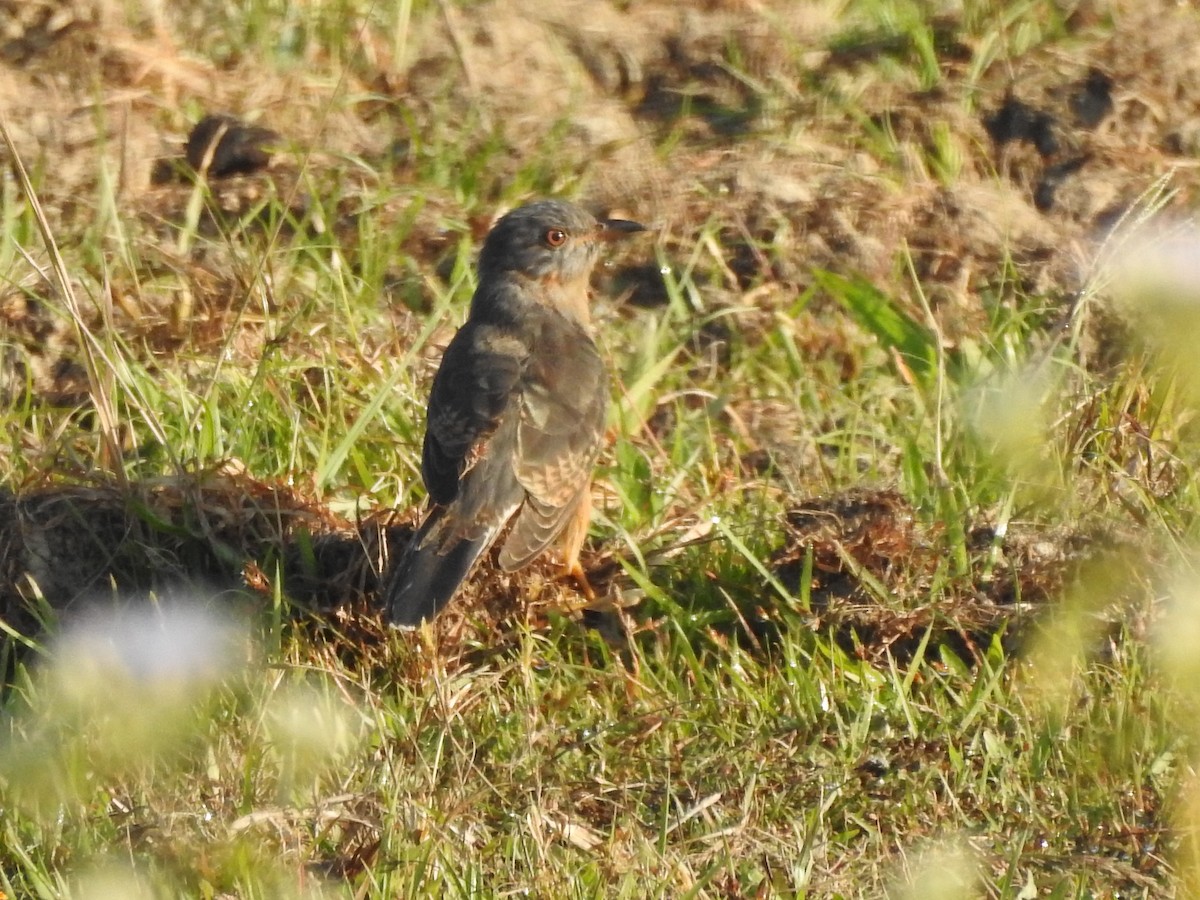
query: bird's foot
[{"left": 563, "top": 560, "right": 596, "bottom": 603}]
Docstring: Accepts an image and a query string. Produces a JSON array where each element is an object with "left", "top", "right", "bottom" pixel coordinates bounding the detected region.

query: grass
[{"left": 1, "top": 0, "right": 1198, "bottom": 896}]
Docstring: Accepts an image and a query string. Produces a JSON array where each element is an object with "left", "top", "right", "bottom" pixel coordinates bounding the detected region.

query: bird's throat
[{"left": 521, "top": 271, "right": 593, "bottom": 328}]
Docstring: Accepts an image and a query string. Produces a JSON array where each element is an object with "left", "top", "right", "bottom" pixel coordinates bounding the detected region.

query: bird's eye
[{"left": 544, "top": 228, "right": 567, "bottom": 247}]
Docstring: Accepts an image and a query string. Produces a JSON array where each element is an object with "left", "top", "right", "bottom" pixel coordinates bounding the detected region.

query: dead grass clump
[
  {"left": 0, "top": 468, "right": 362, "bottom": 638},
  {"left": 771, "top": 489, "right": 1097, "bottom": 662}
]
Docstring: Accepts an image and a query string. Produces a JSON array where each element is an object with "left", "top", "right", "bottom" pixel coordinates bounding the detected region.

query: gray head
[{"left": 477, "top": 200, "right": 645, "bottom": 284}]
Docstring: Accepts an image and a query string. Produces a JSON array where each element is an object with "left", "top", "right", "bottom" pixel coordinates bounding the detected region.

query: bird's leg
[{"left": 560, "top": 488, "right": 596, "bottom": 601}]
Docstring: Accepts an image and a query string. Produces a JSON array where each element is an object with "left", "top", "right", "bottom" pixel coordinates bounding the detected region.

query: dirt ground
[
  {"left": 8, "top": 0, "right": 1200, "bottom": 339},
  {"left": 1, "top": 0, "right": 1197, "bottom": 643}
]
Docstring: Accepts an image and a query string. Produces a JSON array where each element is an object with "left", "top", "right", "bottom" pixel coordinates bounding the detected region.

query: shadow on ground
[{"left": 0, "top": 471, "right": 406, "bottom": 643}]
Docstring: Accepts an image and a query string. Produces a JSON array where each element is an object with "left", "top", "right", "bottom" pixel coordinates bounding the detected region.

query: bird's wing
[
  {"left": 419, "top": 320, "right": 530, "bottom": 544},
  {"left": 498, "top": 320, "right": 608, "bottom": 571},
  {"left": 421, "top": 321, "right": 526, "bottom": 499},
  {"left": 384, "top": 319, "right": 531, "bottom": 625}
]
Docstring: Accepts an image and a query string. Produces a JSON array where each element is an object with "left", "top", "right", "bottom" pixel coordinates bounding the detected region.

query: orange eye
[{"left": 545, "top": 228, "right": 567, "bottom": 247}]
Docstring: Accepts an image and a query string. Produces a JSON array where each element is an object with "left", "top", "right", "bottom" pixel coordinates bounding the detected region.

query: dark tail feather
[{"left": 381, "top": 510, "right": 491, "bottom": 627}]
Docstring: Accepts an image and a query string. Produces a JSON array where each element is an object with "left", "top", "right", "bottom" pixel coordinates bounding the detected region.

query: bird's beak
[{"left": 597, "top": 217, "right": 647, "bottom": 241}]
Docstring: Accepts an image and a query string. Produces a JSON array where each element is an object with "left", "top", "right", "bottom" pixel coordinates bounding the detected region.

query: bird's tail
[{"left": 381, "top": 507, "right": 492, "bottom": 627}]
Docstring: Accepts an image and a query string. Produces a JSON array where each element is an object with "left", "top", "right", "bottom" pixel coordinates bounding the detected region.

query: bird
[{"left": 382, "top": 199, "right": 646, "bottom": 627}]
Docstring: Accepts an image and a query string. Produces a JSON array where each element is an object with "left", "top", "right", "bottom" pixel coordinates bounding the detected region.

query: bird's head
[{"left": 477, "top": 200, "right": 645, "bottom": 287}]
